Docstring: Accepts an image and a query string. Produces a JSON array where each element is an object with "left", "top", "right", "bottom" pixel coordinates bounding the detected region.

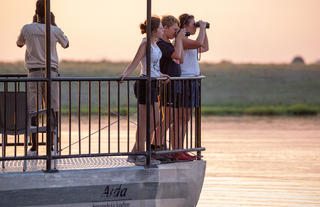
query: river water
[
  {"left": 198, "top": 116, "right": 320, "bottom": 207},
  {"left": 2, "top": 116, "right": 320, "bottom": 206}
]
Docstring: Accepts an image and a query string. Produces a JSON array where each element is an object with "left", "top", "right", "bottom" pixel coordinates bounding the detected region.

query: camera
[
  {"left": 177, "top": 28, "right": 191, "bottom": 37},
  {"left": 194, "top": 21, "right": 210, "bottom": 29}
]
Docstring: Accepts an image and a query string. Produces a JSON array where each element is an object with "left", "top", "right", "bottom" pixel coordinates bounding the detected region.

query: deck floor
[{"left": 1, "top": 156, "right": 134, "bottom": 173}]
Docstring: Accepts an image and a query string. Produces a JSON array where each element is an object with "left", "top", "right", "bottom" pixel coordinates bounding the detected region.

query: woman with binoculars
[{"left": 178, "top": 14, "right": 209, "bottom": 159}]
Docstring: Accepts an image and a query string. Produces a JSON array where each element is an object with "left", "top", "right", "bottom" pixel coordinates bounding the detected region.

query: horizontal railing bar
[
  {"left": 0, "top": 76, "right": 205, "bottom": 82},
  {"left": 0, "top": 143, "right": 46, "bottom": 147},
  {"left": 0, "top": 74, "right": 28, "bottom": 77},
  {"left": 156, "top": 75, "right": 206, "bottom": 80},
  {"left": 153, "top": 148, "right": 206, "bottom": 154},
  {"left": 52, "top": 77, "right": 145, "bottom": 81},
  {"left": 54, "top": 76, "right": 206, "bottom": 81},
  {"left": 0, "top": 78, "right": 47, "bottom": 82},
  {"left": 52, "top": 152, "right": 147, "bottom": 159},
  {"left": 0, "top": 156, "right": 47, "bottom": 161}
]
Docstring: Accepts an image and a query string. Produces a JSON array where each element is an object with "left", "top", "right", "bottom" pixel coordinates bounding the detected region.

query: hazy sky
[{"left": 0, "top": 0, "right": 319, "bottom": 63}]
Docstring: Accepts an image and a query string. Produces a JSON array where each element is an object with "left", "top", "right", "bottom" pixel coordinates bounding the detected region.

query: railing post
[
  {"left": 2, "top": 83, "right": 7, "bottom": 169},
  {"left": 45, "top": 0, "right": 52, "bottom": 172},
  {"left": 145, "top": 0, "right": 152, "bottom": 166}
]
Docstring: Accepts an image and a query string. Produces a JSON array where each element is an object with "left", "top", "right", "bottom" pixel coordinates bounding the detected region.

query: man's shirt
[{"left": 17, "top": 22, "right": 69, "bottom": 69}]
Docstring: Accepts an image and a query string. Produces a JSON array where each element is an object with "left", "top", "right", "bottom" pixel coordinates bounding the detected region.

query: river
[{"left": 198, "top": 116, "right": 320, "bottom": 206}]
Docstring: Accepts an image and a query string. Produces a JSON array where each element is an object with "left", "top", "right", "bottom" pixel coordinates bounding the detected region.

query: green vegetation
[
  {"left": 1, "top": 61, "right": 320, "bottom": 116},
  {"left": 202, "top": 105, "right": 320, "bottom": 116}
]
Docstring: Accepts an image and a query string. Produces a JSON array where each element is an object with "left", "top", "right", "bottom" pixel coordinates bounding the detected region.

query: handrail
[
  {"left": 0, "top": 75, "right": 206, "bottom": 82},
  {"left": 0, "top": 74, "right": 27, "bottom": 78}
]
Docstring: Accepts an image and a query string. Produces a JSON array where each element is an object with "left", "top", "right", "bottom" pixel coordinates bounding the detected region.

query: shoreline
[{"left": 59, "top": 104, "right": 320, "bottom": 116}]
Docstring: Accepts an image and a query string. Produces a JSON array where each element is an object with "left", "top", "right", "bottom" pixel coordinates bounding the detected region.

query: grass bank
[
  {"left": 1, "top": 61, "right": 320, "bottom": 116},
  {"left": 201, "top": 104, "right": 320, "bottom": 116},
  {"left": 60, "top": 104, "right": 320, "bottom": 116}
]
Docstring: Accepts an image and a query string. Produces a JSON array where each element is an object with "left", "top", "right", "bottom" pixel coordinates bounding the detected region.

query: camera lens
[{"left": 185, "top": 31, "right": 191, "bottom": 37}]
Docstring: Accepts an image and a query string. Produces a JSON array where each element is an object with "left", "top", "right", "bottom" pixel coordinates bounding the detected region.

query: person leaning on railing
[
  {"left": 178, "top": 13, "right": 209, "bottom": 160},
  {"left": 16, "top": 0, "right": 69, "bottom": 156},
  {"left": 120, "top": 16, "right": 170, "bottom": 166}
]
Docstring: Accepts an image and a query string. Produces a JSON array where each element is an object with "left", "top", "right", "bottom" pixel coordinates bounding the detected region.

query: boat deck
[{"left": 1, "top": 157, "right": 135, "bottom": 173}]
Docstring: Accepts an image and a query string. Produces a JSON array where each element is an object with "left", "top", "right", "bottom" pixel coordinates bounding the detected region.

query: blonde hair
[{"left": 161, "top": 15, "right": 179, "bottom": 28}]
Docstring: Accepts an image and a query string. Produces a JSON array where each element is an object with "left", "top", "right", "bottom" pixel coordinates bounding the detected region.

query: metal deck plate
[{"left": 1, "top": 157, "right": 135, "bottom": 173}]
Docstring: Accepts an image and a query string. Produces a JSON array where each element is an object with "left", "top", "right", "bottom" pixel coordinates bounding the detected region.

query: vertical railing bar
[
  {"left": 159, "top": 82, "right": 163, "bottom": 150},
  {"left": 14, "top": 82, "right": 17, "bottom": 157},
  {"left": 197, "top": 80, "right": 202, "bottom": 160},
  {"left": 41, "top": 90, "right": 44, "bottom": 144},
  {"left": 58, "top": 81, "right": 62, "bottom": 154},
  {"left": 173, "top": 81, "right": 176, "bottom": 149},
  {"left": 190, "top": 82, "right": 193, "bottom": 149},
  {"left": 68, "top": 81, "right": 71, "bottom": 155},
  {"left": 108, "top": 81, "right": 111, "bottom": 153},
  {"left": 186, "top": 80, "right": 190, "bottom": 149},
  {"left": 182, "top": 80, "right": 185, "bottom": 149},
  {"left": 164, "top": 82, "right": 167, "bottom": 150},
  {"left": 88, "top": 81, "right": 91, "bottom": 154},
  {"left": 18, "top": 81, "right": 21, "bottom": 144},
  {"left": 177, "top": 81, "right": 180, "bottom": 149},
  {"left": 127, "top": 81, "right": 130, "bottom": 153},
  {"left": 23, "top": 81, "right": 28, "bottom": 171},
  {"left": 168, "top": 82, "right": 172, "bottom": 150},
  {"left": 98, "top": 81, "right": 101, "bottom": 154},
  {"left": 36, "top": 81, "right": 39, "bottom": 155},
  {"left": 2, "top": 83, "right": 7, "bottom": 168},
  {"left": 117, "top": 81, "right": 120, "bottom": 153},
  {"left": 78, "top": 81, "right": 81, "bottom": 154},
  {"left": 136, "top": 81, "right": 140, "bottom": 152}
]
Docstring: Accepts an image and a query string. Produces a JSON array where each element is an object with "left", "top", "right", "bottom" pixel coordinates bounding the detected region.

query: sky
[{"left": 0, "top": 0, "right": 319, "bottom": 63}]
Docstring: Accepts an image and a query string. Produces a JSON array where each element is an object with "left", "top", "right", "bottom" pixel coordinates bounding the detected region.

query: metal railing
[{"left": 0, "top": 74, "right": 205, "bottom": 171}]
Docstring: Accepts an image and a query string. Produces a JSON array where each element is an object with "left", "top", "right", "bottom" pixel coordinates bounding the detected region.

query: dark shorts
[
  {"left": 182, "top": 79, "right": 200, "bottom": 108},
  {"left": 134, "top": 79, "right": 159, "bottom": 105},
  {"left": 160, "top": 81, "right": 182, "bottom": 107}
]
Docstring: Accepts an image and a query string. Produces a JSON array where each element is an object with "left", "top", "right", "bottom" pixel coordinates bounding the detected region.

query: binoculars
[
  {"left": 194, "top": 21, "right": 210, "bottom": 29},
  {"left": 177, "top": 29, "right": 191, "bottom": 37}
]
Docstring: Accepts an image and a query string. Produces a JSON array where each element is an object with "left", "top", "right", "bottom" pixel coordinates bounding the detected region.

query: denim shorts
[{"left": 182, "top": 79, "right": 200, "bottom": 107}]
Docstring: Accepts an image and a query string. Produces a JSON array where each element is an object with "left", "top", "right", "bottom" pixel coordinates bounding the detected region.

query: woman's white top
[
  {"left": 141, "top": 38, "right": 162, "bottom": 77},
  {"left": 180, "top": 49, "right": 200, "bottom": 77}
]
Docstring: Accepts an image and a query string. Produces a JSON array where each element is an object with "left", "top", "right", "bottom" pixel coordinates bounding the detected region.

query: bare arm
[
  {"left": 171, "top": 29, "right": 186, "bottom": 60},
  {"left": 180, "top": 47, "right": 184, "bottom": 64},
  {"left": 120, "top": 42, "right": 146, "bottom": 82},
  {"left": 199, "top": 32, "right": 209, "bottom": 53},
  {"left": 182, "top": 21, "right": 207, "bottom": 50}
]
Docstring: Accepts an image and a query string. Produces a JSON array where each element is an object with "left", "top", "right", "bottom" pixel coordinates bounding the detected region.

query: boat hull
[{"left": 0, "top": 160, "right": 206, "bottom": 207}]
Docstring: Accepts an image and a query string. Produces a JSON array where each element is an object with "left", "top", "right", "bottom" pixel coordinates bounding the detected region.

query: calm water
[
  {"left": 2, "top": 116, "right": 320, "bottom": 206},
  {"left": 198, "top": 116, "right": 320, "bottom": 207}
]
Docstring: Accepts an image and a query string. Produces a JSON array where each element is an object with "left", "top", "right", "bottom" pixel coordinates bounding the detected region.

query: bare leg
[
  {"left": 160, "top": 107, "right": 181, "bottom": 149},
  {"left": 179, "top": 107, "right": 192, "bottom": 149},
  {"left": 135, "top": 104, "right": 157, "bottom": 152}
]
